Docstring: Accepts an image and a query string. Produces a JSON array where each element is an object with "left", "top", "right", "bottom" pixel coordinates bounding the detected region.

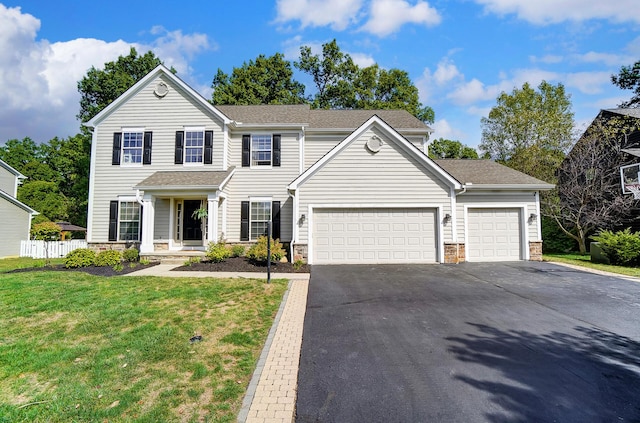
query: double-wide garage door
[
  {"left": 312, "top": 208, "right": 437, "bottom": 264},
  {"left": 467, "top": 208, "right": 522, "bottom": 262}
]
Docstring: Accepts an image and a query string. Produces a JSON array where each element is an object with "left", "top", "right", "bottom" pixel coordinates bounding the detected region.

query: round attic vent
[
  {"left": 154, "top": 81, "right": 169, "bottom": 97},
  {"left": 366, "top": 135, "right": 383, "bottom": 153}
]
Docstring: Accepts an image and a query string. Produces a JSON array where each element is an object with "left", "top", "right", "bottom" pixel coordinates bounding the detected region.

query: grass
[
  {"left": 543, "top": 253, "right": 640, "bottom": 277},
  {"left": 0, "top": 257, "right": 64, "bottom": 273},
  {"left": 0, "top": 259, "right": 288, "bottom": 422}
]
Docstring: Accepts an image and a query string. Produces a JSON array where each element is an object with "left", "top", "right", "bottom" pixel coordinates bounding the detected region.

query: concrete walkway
[{"left": 125, "top": 264, "right": 310, "bottom": 423}]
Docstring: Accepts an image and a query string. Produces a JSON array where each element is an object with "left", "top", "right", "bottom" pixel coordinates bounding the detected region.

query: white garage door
[
  {"left": 467, "top": 208, "right": 522, "bottom": 262},
  {"left": 312, "top": 208, "right": 437, "bottom": 264}
]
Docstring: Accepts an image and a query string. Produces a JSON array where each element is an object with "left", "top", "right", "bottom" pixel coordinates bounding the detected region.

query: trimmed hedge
[
  {"left": 64, "top": 248, "right": 96, "bottom": 268},
  {"left": 95, "top": 250, "right": 123, "bottom": 267},
  {"left": 206, "top": 240, "right": 231, "bottom": 263}
]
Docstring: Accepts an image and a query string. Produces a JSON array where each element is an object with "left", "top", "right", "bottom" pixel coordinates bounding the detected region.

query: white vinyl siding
[
  {"left": 0, "top": 199, "right": 31, "bottom": 257},
  {"left": 313, "top": 208, "right": 437, "bottom": 264},
  {"left": 297, "top": 128, "right": 452, "bottom": 245},
  {"left": 225, "top": 131, "right": 299, "bottom": 243},
  {"left": 467, "top": 208, "right": 522, "bottom": 262},
  {"left": 89, "top": 74, "right": 226, "bottom": 242},
  {"left": 154, "top": 199, "right": 170, "bottom": 240},
  {"left": 0, "top": 166, "right": 18, "bottom": 196}
]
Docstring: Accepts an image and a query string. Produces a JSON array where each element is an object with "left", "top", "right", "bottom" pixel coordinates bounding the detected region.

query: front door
[{"left": 183, "top": 200, "right": 203, "bottom": 243}]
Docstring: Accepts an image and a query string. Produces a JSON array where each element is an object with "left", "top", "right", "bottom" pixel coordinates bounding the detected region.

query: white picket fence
[{"left": 20, "top": 240, "right": 88, "bottom": 259}]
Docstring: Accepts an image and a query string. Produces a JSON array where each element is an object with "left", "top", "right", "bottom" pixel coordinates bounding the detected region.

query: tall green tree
[
  {"left": 18, "top": 180, "right": 69, "bottom": 222},
  {"left": 295, "top": 40, "right": 434, "bottom": 123},
  {"left": 428, "top": 138, "right": 479, "bottom": 159},
  {"left": 211, "top": 53, "right": 306, "bottom": 105},
  {"left": 77, "top": 47, "right": 170, "bottom": 123},
  {"left": 0, "top": 137, "right": 41, "bottom": 171},
  {"left": 480, "top": 81, "right": 574, "bottom": 183},
  {"left": 611, "top": 60, "right": 640, "bottom": 107}
]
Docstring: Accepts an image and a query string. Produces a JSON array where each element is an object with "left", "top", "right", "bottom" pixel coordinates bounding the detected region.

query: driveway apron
[{"left": 295, "top": 262, "right": 640, "bottom": 423}]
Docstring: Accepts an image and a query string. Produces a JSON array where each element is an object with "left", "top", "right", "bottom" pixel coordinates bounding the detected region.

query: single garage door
[
  {"left": 312, "top": 208, "right": 437, "bottom": 264},
  {"left": 467, "top": 208, "right": 522, "bottom": 262}
]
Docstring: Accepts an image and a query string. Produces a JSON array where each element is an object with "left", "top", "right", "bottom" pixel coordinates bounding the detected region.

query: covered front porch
[{"left": 134, "top": 168, "right": 235, "bottom": 254}]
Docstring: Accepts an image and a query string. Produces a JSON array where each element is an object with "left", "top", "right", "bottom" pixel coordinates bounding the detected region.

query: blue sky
[{"left": 1, "top": 1, "right": 639, "bottom": 149}]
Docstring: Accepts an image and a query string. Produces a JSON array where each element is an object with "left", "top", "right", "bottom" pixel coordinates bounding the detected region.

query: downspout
[{"left": 289, "top": 189, "right": 297, "bottom": 261}]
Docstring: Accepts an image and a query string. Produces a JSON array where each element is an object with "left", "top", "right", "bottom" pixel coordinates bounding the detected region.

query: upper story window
[
  {"left": 175, "top": 129, "right": 213, "bottom": 165},
  {"left": 242, "top": 134, "right": 281, "bottom": 168},
  {"left": 112, "top": 130, "right": 152, "bottom": 166},
  {"left": 185, "top": 129, "right": 204, "bottom": 164},
  {"left": 122, "top": 130, "right": 143, "bottom": 164}
]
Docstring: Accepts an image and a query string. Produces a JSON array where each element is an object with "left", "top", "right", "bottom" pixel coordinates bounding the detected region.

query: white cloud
[
  {"left": 431, "top": 119, "right": 467, "bottom": 141},
  {"left": 361, "top": 0, "right": 441, "bottom": 36},
  {"left": 573, "top": 51, "right": 632, "bottom": 67},
  {"left": 0, "top": 5, "right": 212, "bottom": 143},
  {"left": 274, "top": 0, "right": 364, "bottom": 30},
  {"left": 350, "top": 52, "right": 376, "bottom": 67},
  {"left": 529, "top": 54, "right": 563, "bottom": 64},
  {"left": 417, "top": 57, "right": 463, "bottom": 104},
  {"left": 473, "top": 0, "right": 640, "bottom": 25},
  {"left": 564, "top": 71, "right": 611, "bottom": 95}
]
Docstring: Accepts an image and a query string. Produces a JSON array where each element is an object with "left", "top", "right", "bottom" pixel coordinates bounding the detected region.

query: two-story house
[
  {"left": 0, "top": 159, "right": 38, "bottom": 258},
  {"left": 85, "top": 65, "right": 552, "bottom": 264}
]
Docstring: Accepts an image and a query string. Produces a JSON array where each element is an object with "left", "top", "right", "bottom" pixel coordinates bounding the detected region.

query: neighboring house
[
  {"left": 85, "top": 65, "right": 552, "bottom": 264},
  {"left": 0, "top": 160, "right": 38, "bottom": 258}
]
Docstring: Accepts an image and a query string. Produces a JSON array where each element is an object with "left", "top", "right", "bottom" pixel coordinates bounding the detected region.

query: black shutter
[
  {"left": 108, "top": 200, "right": 118, "bottom": 241},
  {"left": 112, "top": 133, "right": 122, "bottom": 165},
  {"left": 175, "top": 131, "right": 184, "bottom": 164},
  {"left": 272, "top": 201, "right": 281, "bottom": 240},
  {"left": 241, "top": 201, "right": 250, "bottom": 241},
  {"left": 204, "top": 130, "right": 213, "bottom": 164},
  {"left": 242, "top": 135, "right": 250, "bottom": 167},
  {"left": 143, "top": 132, "right": 152, "bottom": 165},
  {"left": 272, "top": 134, "right": 281, "bottom": 167}
]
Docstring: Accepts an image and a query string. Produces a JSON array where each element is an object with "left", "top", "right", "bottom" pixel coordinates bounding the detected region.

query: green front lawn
[
  {"left": 0, "top": 261, "right": 287, "bottom": 422},
  {"left": 543, "top": 253, "right": 640, "bottom": 277}
]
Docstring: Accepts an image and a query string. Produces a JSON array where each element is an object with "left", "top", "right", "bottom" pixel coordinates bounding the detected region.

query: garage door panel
[
  {"left": 468, "top": 208, "right": 521, "bottom": 262},
  {"left": 313, "top": 208, "right": 437, "bottom": 264}
]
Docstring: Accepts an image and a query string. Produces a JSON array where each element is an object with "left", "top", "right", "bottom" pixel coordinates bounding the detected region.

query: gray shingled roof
[
  {"left": 135, "top": 168, "right": 234, "bottom": 189},
  {"left": 216, "top": 105, "right": 311, "bottom": 125},
  {"left": 216, "top": 104, "right": 430, "bottom": 131},
  {"left": 605, "top": 108, "right": 640, "bottom": 119},
  {"left": 434, "top": 159, "right": 553, "bottom": 187}
]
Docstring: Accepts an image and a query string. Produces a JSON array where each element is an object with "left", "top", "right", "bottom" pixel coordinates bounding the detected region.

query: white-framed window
[
  {"left": 185, "top": 128, "right": 205, "bottom": 164},
  {"left": 119, "top": 201, "right": 140, "bottom": 241},
  {"left": 252, "top": 134, "right": 272, "bottom": 167},
  {"left": 250, "top": 199, "right": 271, "bottom": 240},
  {"left": 122, "top": 129, "right": 144, "bottom": 165}
]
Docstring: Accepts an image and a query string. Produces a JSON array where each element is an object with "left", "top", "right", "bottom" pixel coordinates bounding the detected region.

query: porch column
[
  {"left": 140, "top": 195, "right": 155, "bottom": 253},
  {"left": 207, "top": 193, "right": 219, "bottom": 244}
]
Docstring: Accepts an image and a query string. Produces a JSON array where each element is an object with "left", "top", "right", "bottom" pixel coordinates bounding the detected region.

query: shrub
[
  {"left": 293, "top": 259, "right": 306, "bottom": 271},
  {"left": 246, "top": 236, "right": 285, "bottom": 263},
  {"left": 64, "top": 248, "right": 96, "bottom": 268},
  {"left": 206, "top": 240, "right": 231, "bottom": 263},
  {"left": 592, "top": 228, "right": 640, "bottom": 266},
  {"left": 31, "top": 221, "right": 62, "bottom": 241},
  {"left": 122, "top": 248, "right": 139, "bottom": 262},
  {"left": 541, "top": 216, "right": 576, "bottom": 253},
  {"left": 184, "top": 256, "right": 201, "bottom": 266},
  {"left": 95, "top": 250, "right": 123, "bottom": 267},
  {"left": 230, "top": 244, "right": 246, "bottom": 258}
]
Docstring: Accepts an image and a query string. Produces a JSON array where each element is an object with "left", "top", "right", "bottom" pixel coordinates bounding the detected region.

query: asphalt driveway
[{"left": 295, "top": 262, "right": 640, "bottom": 423}]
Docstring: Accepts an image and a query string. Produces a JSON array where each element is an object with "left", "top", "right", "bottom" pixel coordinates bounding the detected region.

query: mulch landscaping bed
[
  {"left": 6, "top": 261, "right": 160, "bottom": 277},
  {"left": 172, "top": 256, "right": 310, "bottom": 273}
]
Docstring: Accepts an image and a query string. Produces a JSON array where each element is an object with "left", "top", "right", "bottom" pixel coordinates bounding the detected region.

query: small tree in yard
[{"left": 545, "top": 115, "right": 639, "bottom": 254}]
